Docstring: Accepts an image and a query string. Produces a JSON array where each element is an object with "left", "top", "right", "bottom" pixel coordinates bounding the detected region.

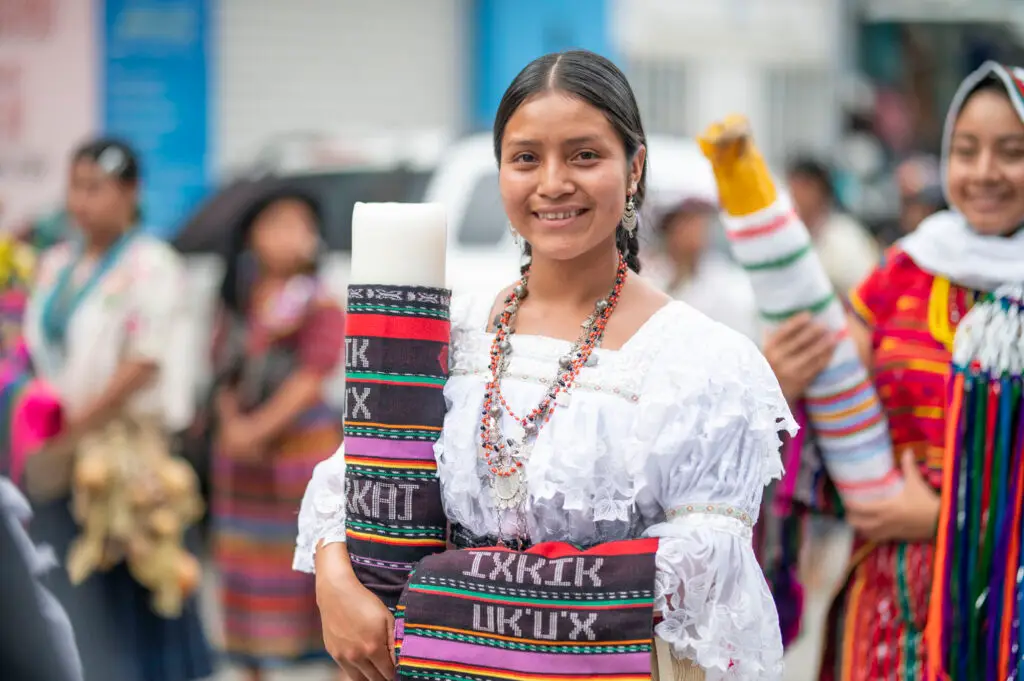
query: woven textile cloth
[
  {"left": 925, "top": 285, "right": 1023, "bottom": 681},
  {"left": 343, "top": 285, "right": 451, "bottom": 611},
  {"left": 394, "top": 539, "right": 659, "bottom": 681}
]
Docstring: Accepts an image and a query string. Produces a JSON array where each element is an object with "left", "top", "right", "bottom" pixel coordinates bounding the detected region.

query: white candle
[{"left": 350, "top": 202, "right": 448, "bottom": 288}]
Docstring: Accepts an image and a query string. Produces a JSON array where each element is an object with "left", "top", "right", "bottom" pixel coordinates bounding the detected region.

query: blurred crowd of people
[
  {"left": 1, "top": 140, "right": 346, "bottom": 681},
  {"left": 1, "top": 49, "right": 1022, "bottom": 681}
]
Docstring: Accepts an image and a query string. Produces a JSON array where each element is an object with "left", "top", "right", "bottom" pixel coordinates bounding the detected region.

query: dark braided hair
[{"left": 492, "top": 50, "right": 647, "bottom": 275}]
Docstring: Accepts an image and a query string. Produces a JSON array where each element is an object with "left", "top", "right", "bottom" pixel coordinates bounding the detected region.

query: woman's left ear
[{"left": 630, "top": 145, "right": 647, "bottom": 189}]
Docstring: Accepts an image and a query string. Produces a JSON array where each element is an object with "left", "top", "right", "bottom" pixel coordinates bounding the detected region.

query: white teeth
[{"left": 537, "top": 210, "right": 582, "bottom": 220}]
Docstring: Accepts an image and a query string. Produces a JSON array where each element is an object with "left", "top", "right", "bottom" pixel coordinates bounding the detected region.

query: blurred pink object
[{"left": 9, "top": 379, "right": 63, "bottom": 486}]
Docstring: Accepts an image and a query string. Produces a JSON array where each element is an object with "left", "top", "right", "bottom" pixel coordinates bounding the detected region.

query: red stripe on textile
[
  {"left": 348, "top": 377, "right": 443, "bottom": 389},
  {"left": 924, "top": 371, "right": 965, "bottom": 679},
  {"left": 805, "top": 376, "right": 873, "bottom": 407},
  {"left": 484, "top": 538, "right": 660, "bottom": 559},
  {"left": 1008, "top": 67, "right": 1024, "bottom": 104},
  {"left": 346, "top": 313, "right": 450, "bottom": 343},
  {"left": 725, "top": 211, "right": 794, "bottom": 241}
]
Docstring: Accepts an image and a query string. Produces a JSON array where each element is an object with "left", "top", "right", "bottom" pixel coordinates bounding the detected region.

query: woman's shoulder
[
  {"left": 874, "top": 244, "right": 925, "bottom": 277},
  {"left": 644, "top": 301, "right": 781, "bottom": 399},
  {"left": 849, "top": 244, "right": 932, "bottom": 326},
  {"left": 37, "top": 240, "right": 74, "bottom": 269},
  {"left": 451, "top": 289, "right": 507, "bottom": 333},
  {"left": 32, "top": 242, "right": 75, "bottom": 290},
  {"left": 658, "top": 298, "right": 761, "bottom": 358},
  {"left": 637, "top": 302, "right": 795, "bottom": 466},
  {"left": 124, "top": 233, "right": 186, "bottom": 277}
]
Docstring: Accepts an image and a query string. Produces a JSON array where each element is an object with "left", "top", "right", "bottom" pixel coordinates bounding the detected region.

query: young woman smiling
[{"left": 295, "top": 50, "right": 793, "bottom": 681}]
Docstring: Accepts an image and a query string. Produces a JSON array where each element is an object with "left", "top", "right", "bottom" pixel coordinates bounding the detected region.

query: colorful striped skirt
[
  {"left": 211, "top": 404, "right": 341, "bottom": 668},
  {"left": 819, "top": 539, "right": 934, "bottom": 681}
]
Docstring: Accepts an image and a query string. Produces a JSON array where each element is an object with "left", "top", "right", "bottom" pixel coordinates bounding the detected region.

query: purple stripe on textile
[
  {"left": 399, "top": 634, "right": 651, "bottom": 674},
  {"left": 346, "top": 436, "right": 437, "bottom": 461},
  {"left": 395, "top": 618, "right": 405, "bottom": 639}
]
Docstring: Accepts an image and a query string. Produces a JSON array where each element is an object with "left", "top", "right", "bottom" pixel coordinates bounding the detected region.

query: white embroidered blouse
[
  {"left": 24, "top": 235, "right": 195, "bottom": 432},
  {"left": 294, "top": 294, "right": 795, "bottom": 681}
]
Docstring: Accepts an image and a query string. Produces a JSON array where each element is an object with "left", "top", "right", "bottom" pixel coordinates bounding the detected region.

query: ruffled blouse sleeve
[
  {"left": 637, "top": 320, "right": 796, "bottom": 681},
  {"left": 293, "top": 442, "right": 347, "bottom": 573}
]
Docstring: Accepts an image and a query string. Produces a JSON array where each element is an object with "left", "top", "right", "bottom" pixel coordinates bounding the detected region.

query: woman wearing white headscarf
[{"left": 762, "top": 61, "right": 1024, "bottom": 681}]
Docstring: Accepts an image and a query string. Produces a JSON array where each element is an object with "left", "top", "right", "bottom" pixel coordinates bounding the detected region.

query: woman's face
[
  {"left": 499, "top": 91, "right": 644, "bottom": 263},
  {"left": 947, "top": 88, "right": 1024, "bottom": 236},
  {"left": 663, "top": 209, "right": 711, "bottom": 267},
  {"left": 66, "top": 160, "right": 136, "bottom": 238},
  {"left": 250, "top": 198, "right": 319, "bottom": 275},
  {"left": 787, "top": 173, "right": 830, "bottom": 234}
]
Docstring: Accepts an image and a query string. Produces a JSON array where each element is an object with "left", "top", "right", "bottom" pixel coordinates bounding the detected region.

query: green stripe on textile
[
  {"left": 344, "top": 426, "right": 439, "bottom": 440},
  {"left": 347, "top": 466, "right": 436, "bottom": 481},
  {"left": 347, "top": 303, "right": 449, "bottom": 319},
  {"left": 347, "top": 520, "right": 446, "bottom": 538},
  {"left": 347, "top": 371, "right": 446, "bottom": 386},
  {"left": 759, "top": 293, "right": 836, "bottom": 322},
  {"left": 895, "top": 546, "right": 918, "bottom": 681},
  {"left": 743, "top": 244, "right": 812, "bottom": 271}
]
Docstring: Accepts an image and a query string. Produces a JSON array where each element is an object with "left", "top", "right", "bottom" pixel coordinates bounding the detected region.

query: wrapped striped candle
[
  {"left": 925, "top": 284, "right": 1023, "bottom": 681},
  {"left": 343, "top": 203, "right": 451, "bottom": 612},
  {"left": 698, "top": 117, "right": 902, "bottom": 501}
]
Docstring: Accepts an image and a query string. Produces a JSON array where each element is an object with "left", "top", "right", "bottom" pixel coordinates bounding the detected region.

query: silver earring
[
  {"left": 622, "top": 194, "right": 638, "bottom": 235},
  {"left": 508, "top": 221, "right": 523, "bottom": 247}
]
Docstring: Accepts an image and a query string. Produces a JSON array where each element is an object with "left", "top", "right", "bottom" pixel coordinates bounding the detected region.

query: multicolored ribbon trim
[
  {"left": 394, "top": 539, "right": 659, "bottom": 681},
  {"left": 926, "top": 284, "right": 1023, "bottom": 681},
  {"left": 343, "top": 284, "right": 451, "bottom": 612}
]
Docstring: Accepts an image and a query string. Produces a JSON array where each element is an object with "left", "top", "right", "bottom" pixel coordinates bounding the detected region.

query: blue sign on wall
[
  {"left": 473, "top": 0, "right": 613, "bottom": 130},
  {"left": 100, "top": 0, "right": 210, "bottom": 239}
]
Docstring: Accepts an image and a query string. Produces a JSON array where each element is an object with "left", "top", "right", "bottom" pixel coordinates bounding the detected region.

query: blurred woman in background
[
  {"left": 786, "top": 157, "right": 881, "bottom": 296},
  {"left": 23, "top": 139, "right": 212, "bottom": 681},
  {"left": 895, "top": 153, "right": 946, "bottom": 236},
  {"left": 210, "top": 189, "right": 344, "bottom": 681},
  {"left": 767, "top": 61, "right": 1024, "bottom": 681},
  {"left": 646, "top": 195, "right": 759, "bottom": 342}
]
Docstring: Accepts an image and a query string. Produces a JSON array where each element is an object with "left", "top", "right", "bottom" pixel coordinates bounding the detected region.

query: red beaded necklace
[{"left": 479, "top": 253, "right": 629, "bottom": 521}]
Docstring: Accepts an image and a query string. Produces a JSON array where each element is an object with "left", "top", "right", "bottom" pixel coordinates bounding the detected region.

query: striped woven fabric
[
  {"left": 343, "top": 285, "right": 451, "bottom": 612},
  {"left": 394, "top": 539, "right": 659, "bottom": 681},
  {"left": 925, "top": 284, "right": 1024, "bottom": 681},
  {"left": 722, "top": 201, "right": 902, "bottom": 501}
]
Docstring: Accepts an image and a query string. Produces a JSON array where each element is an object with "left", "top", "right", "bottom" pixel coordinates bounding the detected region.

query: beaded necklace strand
[{"left": 479, "top": 253, "right": 629, "bottom": 543}]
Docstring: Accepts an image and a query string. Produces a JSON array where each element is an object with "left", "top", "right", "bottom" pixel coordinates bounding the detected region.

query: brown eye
[{"left": 999, "top": 146, "right": 1024, "bottom": 161}]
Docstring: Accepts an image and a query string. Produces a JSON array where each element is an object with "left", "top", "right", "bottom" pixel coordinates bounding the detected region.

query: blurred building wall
[
  {"left": 614, "top": 0, "right": 847, "bottom": 166},
  {"left": 471, "top": 0, "right": 613, "bottom": 129},
  {"left": 216, "top": 0, "right": 470, "bottom": 171},
  {"left": 102, "top": 0, "right": 210, "bottom": 239},
  {"left": 0, "top": 0, "right": 96, "bottom": 231}
]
